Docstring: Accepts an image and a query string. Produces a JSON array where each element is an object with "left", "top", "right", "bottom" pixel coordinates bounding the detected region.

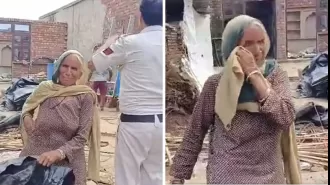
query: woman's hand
[
  {"left": 23, "top": 115, "right": 35, "bottom": 135},
  {"left": 236, "top": 47, "right": 259, "bottom": 75},
  {"left": 87, "top": 81, "right": 94, "bottom": 88},
  {"left": 170, "top": 178, "right": 185, "bottom": 184},
  {"left": 38, "top": 150, "right": 63, "bottom": 167}
]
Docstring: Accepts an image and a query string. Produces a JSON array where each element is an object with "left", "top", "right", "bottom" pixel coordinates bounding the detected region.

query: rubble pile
[
  {"left": 20, "top": 72, "right": 47, "bottom": 83},
  {"left": 296, "top": 124, "right": 328, "bottom": 171},
  {"left": 288, "top": 47, "right": 318, "bottom": 59},
  {"left": 0, "top": 73, "right": 11, "bottom": 82}
]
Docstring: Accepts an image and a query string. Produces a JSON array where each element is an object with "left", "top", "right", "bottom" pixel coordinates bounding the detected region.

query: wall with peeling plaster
[{"left": 181, "top": 0, "right": 214, "bottom": 86}]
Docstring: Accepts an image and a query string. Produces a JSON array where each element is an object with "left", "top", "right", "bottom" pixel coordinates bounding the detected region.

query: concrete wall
[
  {"left": 40, "top": 0, "right": 141, "bottom": 80},
  {"left": 40, "top": 0, "right": 107, "bottom": 60},
  {"left": 182, "top": 0, "right": 214, "bottom": 86}
]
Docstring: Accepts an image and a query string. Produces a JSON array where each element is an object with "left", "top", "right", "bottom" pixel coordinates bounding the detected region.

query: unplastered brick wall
[
  {"left": 287, "top": 0, "right": 316, "bottom": 9},
  {"left": 100, "top": 0, "right": 140, "bottom": 40},
  {"left": 0, "top": 18, "right": 67, "bottom": 78},
  {"left": 0, "top": 32, "right": 12, "bottom": 41},
  {"left": 166, "top": 24, "right": 186, "bottom": 63}
]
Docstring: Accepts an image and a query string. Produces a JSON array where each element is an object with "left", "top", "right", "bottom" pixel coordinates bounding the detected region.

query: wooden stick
[
  {"left": 299, "top": 158, "right": 328, "bottom": 167},
  {"left": 299, "top": 154, "right": 328, "bottom": 162},
  {"left": 166, "top": 146, "right": 173, "bottom": 166},
  {"left": 298, "top": 151, "right": 328, "bottom": 158}
]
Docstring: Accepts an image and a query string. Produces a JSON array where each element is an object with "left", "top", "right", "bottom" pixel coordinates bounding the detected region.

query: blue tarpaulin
[{"left": 114, "top": 71, "right": 121, "bottom": 97}]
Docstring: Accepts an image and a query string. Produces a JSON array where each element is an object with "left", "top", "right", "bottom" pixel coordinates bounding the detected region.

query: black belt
[{"left": 120, "top": 113, "right": 163, "bottom": 123}]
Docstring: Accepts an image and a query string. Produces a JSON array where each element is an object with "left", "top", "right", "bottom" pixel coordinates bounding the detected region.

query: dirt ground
[{"left": 95, "top": 108, "right": 119, "bottom": 185}]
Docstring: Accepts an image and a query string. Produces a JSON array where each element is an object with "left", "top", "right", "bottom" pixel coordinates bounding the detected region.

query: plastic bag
[
  {"left": 0, "top": 113, "right": 21, "bottom": 133},
  {"left": 298, "top": 53, "right": 328, "bottom": 98},
  {"left": 0, "top": 156, "right": 75, "bottom": 185},
  {"left": 295, "top": 102, "right": 328, "bottom": 128},
  {"left": 4, "top": 78, "right": 39, "bottom": 111}
]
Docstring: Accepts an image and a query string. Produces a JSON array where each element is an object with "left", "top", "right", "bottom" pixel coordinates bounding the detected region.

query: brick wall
[
  {"left": 166, "top": 24, "right": 186, "bottom": 63},
  {"left": 276, "top": 0, "right": 287, "bottom": 59},
  {"left": 317, "top": 32, "right": 328, "bottom": 52},
  {"left": 100, "top": 0, "right": 140, "bottom": 40},
  {"left": 0, "top": 32, "right": 12, "bottom": 41},
  {"left": 0, "top": 18, "right": 67, "bottom": 78},
  {"left": 287, "top": 0, "right": 316, "bottom": 9}
]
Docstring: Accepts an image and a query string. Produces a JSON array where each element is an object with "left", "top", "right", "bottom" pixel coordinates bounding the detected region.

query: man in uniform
[{"left": 88, "top": 0, "right": 163, "bottom": 184}]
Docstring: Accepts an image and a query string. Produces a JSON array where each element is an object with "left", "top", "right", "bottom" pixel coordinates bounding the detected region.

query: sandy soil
[{"left": 95, "top": 108, "right": 119, "bottom": 185}]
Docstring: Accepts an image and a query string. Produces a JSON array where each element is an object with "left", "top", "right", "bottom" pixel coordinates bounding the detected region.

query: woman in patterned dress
[
  {"left": 169, "top": 15, "right": 296, "bottom": 184},
  {"left": 20, "top": 50, "right": 98, "bottom": 185}
]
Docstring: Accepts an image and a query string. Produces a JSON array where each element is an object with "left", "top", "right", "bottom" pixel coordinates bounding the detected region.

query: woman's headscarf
[
  {"left": 221, "top": 15, "right": 270, "bottom": 64},
  {"left": 219, "top": 15, "right": 276, "bottom": 103},
  {"left": 52, "top": 50, "right": 90, "bottom": 85}
]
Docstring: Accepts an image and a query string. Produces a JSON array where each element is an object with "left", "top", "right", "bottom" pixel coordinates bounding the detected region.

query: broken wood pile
[
  {"left": 166, "top": 125, "right": 328, "bottom": 171},
  {"left": 296, "top": 124, "right": 328, "bottom": 169},
  {"left": 0, "top": 129, "right": 22, "bottom": 153}
]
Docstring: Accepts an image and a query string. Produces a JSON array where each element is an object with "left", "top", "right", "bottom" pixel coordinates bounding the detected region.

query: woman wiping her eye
[{"left": 169, "top": 15, "right": 301, "bottom": 184}]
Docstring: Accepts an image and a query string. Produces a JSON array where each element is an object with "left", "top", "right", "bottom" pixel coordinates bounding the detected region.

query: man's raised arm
[{"left": 88, "top": 34, "right": 127, "bottom": 72}]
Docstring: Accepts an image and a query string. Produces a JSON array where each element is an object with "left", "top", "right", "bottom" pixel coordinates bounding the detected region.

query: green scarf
[{"left": 238, "top": 59, "right": 277, "bottom": 103}]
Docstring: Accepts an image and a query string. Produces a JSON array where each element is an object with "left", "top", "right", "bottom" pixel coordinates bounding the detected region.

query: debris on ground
[
  {"left": 1, "top": 78, "right": 39, "bottom": 111},
  {"left": 288, "top": 47, "right": 318, "bottom": 59},
  {"left": 297, "top": 53, "right": 328, "bottom": 99},
  {"left": 0, "top": 74, "right": 11, "bottom": 82},
  {"left": 296, "top": 102, "right": 328, "bottom": 129},
  {"left": 0, "top": 112, "right": 21, "bottom": 133},
  {"left": 296, "top": 124, "right": 328, "bottom": 170}
]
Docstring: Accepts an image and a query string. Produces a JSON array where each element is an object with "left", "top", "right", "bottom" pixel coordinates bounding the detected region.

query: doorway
[
  {"left": 245, "top": 0, "right": 276, "bottom": 59},
  {"left": 166, "top": 0, "right": 184, "bottom": 23}
]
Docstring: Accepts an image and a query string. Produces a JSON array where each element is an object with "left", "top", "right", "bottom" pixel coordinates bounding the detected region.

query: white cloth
[
  {"left": 115, "top": 116, "right": 163, "bottom": 185},
  {"left": 92, "top": 26, "right": 163, "bottom": 115},
  {"left": 90, "top": 68, "right": 110, "bottom": 82}
]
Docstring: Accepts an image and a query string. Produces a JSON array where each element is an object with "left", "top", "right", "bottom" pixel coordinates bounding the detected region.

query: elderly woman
[
  {"left": 19, "top": 50, "right": 100, "bottom": 185},
  {"left": 169, "top": 15, "right": 298, "bottom": 184}
]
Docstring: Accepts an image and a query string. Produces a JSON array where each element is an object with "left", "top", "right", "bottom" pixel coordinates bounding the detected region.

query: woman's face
[
  {"left": 58, "top": 54, "right": 82, "bottom": 86},
  {"left": 239, "top": 24, "right": 266, "bottom": 66}
]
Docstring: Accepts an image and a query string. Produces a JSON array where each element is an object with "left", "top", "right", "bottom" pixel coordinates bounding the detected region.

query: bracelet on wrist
[
  {"left": 258, "top": 88, "right": 271, "bottom": 103},
  {"left": 246, "top": 70, "right": 262, "bottom": 81},
  {"left": 56, "top": 149, "right": 66, "bottom": 160}
]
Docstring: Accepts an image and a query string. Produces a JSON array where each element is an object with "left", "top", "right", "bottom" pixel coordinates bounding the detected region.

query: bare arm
[
  {"left": 170, "top": 75, "right": 218, "bottom": 180},
  {"left": 250, "top": 67, "right": 295, "bottom": 131},
  {"left": 59, "top": 94, "right": 94, "bottom": 162}
]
